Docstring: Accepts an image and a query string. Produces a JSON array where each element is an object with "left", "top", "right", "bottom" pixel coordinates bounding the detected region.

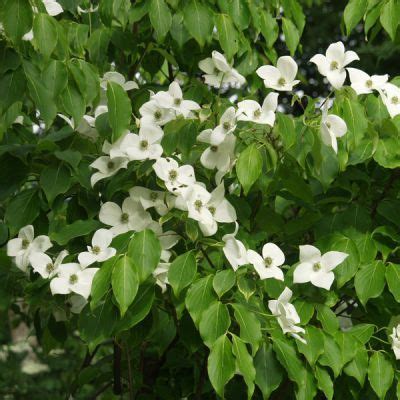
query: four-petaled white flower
[
  {"left": 99, "top": 198, "right": 152, "bottom": 236},
  {"left": 209, "top": 107, "right": 237, "bottom": 145},
  {"left": 310, "top": 41, "right": 359, "bottom": 89},
  {"left": 139, "top": 100, "right": 175, "bottom": 126},
  {"left": 268, "top": 287, "right": 306, "bottom": 343},
  {"left": 7, "top": 225, "right": 52, "bottom": 272},
  {"left": 90, "top": 156, "right": 128, "bottom": 187},
  {"left": 78, "top": 229, "right": 116, "bottom": 268},
  {"left": 380, "top": 83, "right": 400, "bottom": 118},
  {"left": 129, "top": 186, "right": 171, "bottom": 216},
  {"left": 199, "top": 51, "right": 245, "bottom": 88},
  {"left": 222, "top": 224, "right": 248, "bottom": 271},
  {"left": 347, "top": 68, "right": 388, "bottom": 95},
  {"left": 153, "top": 157, "right": 195, "bottom": 193},
  {"left": 50, "top": 263, "right": 99, "bottom": 299},
  {"left": 293, "top": 245, "right": 348, "bottom": 290},
  {"left": 30, "top": 250, "right": 68, "bottom": 279},
  {"left": 237, "top": 93, "right": 279, "bottom": 125},
  {"left": 320, "top": 104, "right": 347, "bottom": 153},
  {"left": 42, "top": 0, "right": 63, "bottom": 16},
  {"left": 247, "top": 243, "right": 284, "bottom": 281},
  {"left": 100, "top": 71, "right": 138, "bottom": 91},
  {"left": 147, "top": 221, "right": 180, "bottom": 262},
  {"left": 256, "top": 56, "right": 300, "bottom": 91},
  {"left": 390, "top": 324, "right": 400, "bottom": 360},
  {"left": 152, "top": 81, "right": 200, "bottom": 118}
]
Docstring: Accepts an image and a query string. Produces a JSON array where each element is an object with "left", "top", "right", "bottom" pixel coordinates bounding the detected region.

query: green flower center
[
  {"left": 366, "top": 79, "right": 373, "bottom": 88},
  {"left": 326, "top": 122, "right": 331, "bottom": 129},
  {"left": 121, "top": 212, "right": 129, "bottom": 223},
  {"left": 223, "top": 122, "right": 231, "bottom": 131},
  {"left": 169, "top": 170, "right": 178, "bottom": 181},
  {"left": 107, "top": 161, "right": 115, "bottom": 169},
  {"left": 46, "top": 263, "right": 54, "bottom": 273},
  {"left": 313, "top": 262, "right": 322, "bottom": 272},
  {"left": 194, "top": 200, "right": 203, "bottom": 211},
  {"left": 150, "top": 192, "right": 158, "bottom": 201},
  {"left": 253, "top": 109, "right": 262, "bottom": 118},
  {"left": 330, "top": 61, "right": 339, "bottom": 70},
  {"left": 174, "top": 98, "right": 182, "bottom": 106},
  {"left": 69, "top": 274, "right": 78, "bottom": 284},
  {"left": 278, "top": 77, "right": 286, "bottom": 86},
  {"left": 21, "top": 239, "right": 30, "bottom": 249},
  {"left": 208, "top": 206, "right": 216, "bottom": 215},
  {"left": 264, "top": 256, "right": 273, "bottom": 267},
  {"left": 92, "top": 245, "right": 101, "bottom": 255},
  {"left": 213, "top": 67, "right": 220, "bottom": 74},
  {"left": 210, "top": 145, "right": 218, "bottom": 152},
  {"left": 154, "top": 110, "right": 162, "bottom": 120},
  {"left": 392, "top": 96, "right": 399, "bottom": 105},
  {"left": 140, "top": 140, "right": 149, "bottom": 150}
]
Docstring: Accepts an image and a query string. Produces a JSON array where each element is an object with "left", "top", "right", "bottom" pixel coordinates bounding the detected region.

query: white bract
[
  {"left": 222, "top": 224, "right": 248, "bottom": 271},
  {"left": 268, "top": 287, "right": 306, "bottom": 343},
  {"left": 347, "top": 68, "right": 388, "bottom": 95},
  {"left": 78, "top": 229, "right": 116, "bottom": 268},
  {"left": 30, "top": 250, "right": 68, "bottom": 279},
  {"left": 320, "top": 104, "right": 347, "bottom": 153},
  {"left": 198, "top": 51, "right": 245, "bottom": 88},
  {"left": 237, "top": 93, "right": 279, "bottom": 125},
  {"left": 50, "top": 263, "right": 99, "bottom": 299},
  {"left": 380, "top": 83, "right": 400, "bottom": 118},
  {"left": 139, "top": 100, "right": 175, "bottom": 126},
  {"left": 7, "top": 225, "right": 52, "bottom": 272},
  {"left": 247, "top": 243, "right": 284, "bottom": 281},
  {"left": 147, "top": 221, "right": 180, "bottom": 262},
  {"left": 209, "top": 107, "right": 237, "bottom": 145},
  {"left": 153, "top": 263, "right": 170, "bottom": 293},
  {"left": 293, "top": 245, "right": 348, "bottom": 290},
  {"left": 129, "top": 186, "right": 170, "bottom": 216},
  {"left": 310, "top": 41, "right": 359, "bottom": 89},
  {"left": 256, "top": 56, "right": 300, "bottom": 91},
  {"left": 99, "top": 198, "right": 152, "bottom": 236},
  {"left": 153, "top": 157, "right": 195, "bottom": 193},
  {"left": 390, "top": 325, "right": 400, "bottom": 360},
  {"left": 100, "top": 71, "right": 138, "bottom": 91},
  {"left": 151, "top": 81, "right": 200, "bottom": 117},
  {"left": 90, "top": 156, "right": 128, "bottom": 187},
  {"left": 42, "top": 0, "right": 63, "bottom": 16}
]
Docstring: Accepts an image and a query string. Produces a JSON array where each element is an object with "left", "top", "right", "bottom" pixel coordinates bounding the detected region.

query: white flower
[
  {"left": 77, "top": 4, "right": 99, "bottom": 14},
  {"left": 256, "top": 56, "right": 300, "bottom": 91},
  {"left": 129, "top": 186, "right": 171, "bottom": 216},
  {"left": 78, "top": 229, "right": 116, "bottom": 268},
  {"left": 153, "top": 157, "right": 196, "bottom": 193},
  {"left": 99, "top": 198, "right": 152, "bottom": 236},
  {"left": 237, "top": 93, "right": 279, "bottom": 125},
  {"left": 147, "top": 221, "right": 180, "bottom": 262},
  {"left": 180, "top": 184, "right": 214, "bottom": 227},
  {"left": 293, "top": 245, "right": 348, "bottom": 290},
  {"left": 153, "top": 263, "right": 170, "bottom": 293},
  {"left": 50, "top": 263, "right": 98, "bottom": 299},
  {"left": 22, "top": 29, "right": 34, "bottom": 41},
  {"left": 151, "top": 81, "right": 200, "bottom": 118},
  {"left": 380, "top": 83, "right": 400, "bottom": 118},
  {"left": 198, "top": 51, "right": 245, "bottom": 88},
  {"left": 68, "top": 294, "right": 88, "bottom": 314},
  {"left": 390, "top": 325, "right": 400, "bottom": 360},
  {"left": 268, "top": 287, "right": 306, "bottom": 343},
  {"left": 310, "top": 41, "right": 359, "bottom": 89},
  {"left": 209, "top": 107, "right": 237, "bottom": 145},
  {"left": 100, "top": 71, "right": 138, "bottom": 91},
  {"left": 247, "top": 243, "right": 284, "bottom": 281},
  {"left": 320, "top": 104, "right": 347, "bottom": 153},
  {"left": 57, "top": 113, "right": 99, "bottom": 141},
  {"left": 29, "top": 250, "right": 68, "bottom": 279},
  {"left": 42, "top": 0, "right": 63, "bottom": 16},
  {"left": 347, "top": 68, "right": 388, "bottom": 95},
  {"left": 139, "top": 100, "right": 175, "bottom": 126},
  {"left": 7, "top": 225, "right": 52, "bottom": 272},
  {"left": 198, "top": 131, "right": 236, "bottom": 173},
  {"left": 222, "top": 223, "right": 248, "bottom": 271},
  {"left": 90, "top": 156, "right": 128, "bottom": 186}
]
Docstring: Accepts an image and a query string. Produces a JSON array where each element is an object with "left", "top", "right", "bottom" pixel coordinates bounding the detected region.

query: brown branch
[{"left": 113, "top": 340, "right": 122, "bottom": 395}]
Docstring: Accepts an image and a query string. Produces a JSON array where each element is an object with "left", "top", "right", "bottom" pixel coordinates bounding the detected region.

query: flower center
[
  {"left": 150, "top": 192, "right": 158, "bottom": 201},
  {"left": 330, "top": 61, "right": 339, "bottom": 70},
  {"left": 174, "top": 98, "right": 182, "bottom": 106},
  {"left": 107, "top": 161, "right": 115, "bottom": 169},
  {"left": 278, "top": 77, "right": 286, "bottom": 86},
  {"left": 92, "top": 245, "right": 101, "bottom": 255},
  {"left": 21, "top": 239, "right": 30, "bottom": 249},
  {"left": 210, "top": 145, "right": 218, "bottom": 152},
  {"left": 140, "top": 140, "right": 149, "bottom": 150},
  {"left": 169, "top": 169, "right": 178, "bottom": 181},
  {"left": 365, "top": 79, "right": 373, "bottom": 88},
  {"left": 253, "top": 109, "right": 262, "bottom": 118},
  {"left": 313, "top": 262, "right": 322, "bottom": 272},
  {"left": 208, "top": 206, "right": 216, "bottom": 215},
  {"left": 326, "top": 122, "right": 331, "bottom": 129},
  {"left": 69, "top": 274, "right": 78, "bottom": 284},
  {"left": 213, "top": 67, "right": 220, "bottom": 74},
  {"left": 392, "top": 96, "right": 399, "bottom": 105},
  {"left": 264, "top": 256, "right": 273, "bottom": 267},
  {"left": 223, "top": 122, "right": 231, "bottom": 131},
  {"left": 120, "top": 212, "right": 129, "bottom": 223},
  {"left": 46, "top": 263, "right": 54, "bottom": 273},
  {"left": 194, "top": 200, "right": 203, "bottom": 211},
  {"left": 154, "top": 110, "right": 162, "bottom": 120}
]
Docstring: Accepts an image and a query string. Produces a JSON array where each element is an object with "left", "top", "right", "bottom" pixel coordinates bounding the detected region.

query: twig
[
  {"left": 89, "top": 382, "right": 112, "bottom": 400},
  {"left": 195, "top": 355, "right": 208, "bottom": 399},
  {"left": 113, "top": 340, "right": 122, "bottom": 395},
  {"left": 126, "top": 345, "right": 134, "bottom": 400}
]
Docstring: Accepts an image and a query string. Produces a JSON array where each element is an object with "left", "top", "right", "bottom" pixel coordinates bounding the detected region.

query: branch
[{"left": 113, "top": 340, "right": 122, "bottom": 395}]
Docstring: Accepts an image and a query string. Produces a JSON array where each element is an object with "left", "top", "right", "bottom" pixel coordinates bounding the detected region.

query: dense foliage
[{"left": 1, "top": 0, "right": 400, "bottom": 399}]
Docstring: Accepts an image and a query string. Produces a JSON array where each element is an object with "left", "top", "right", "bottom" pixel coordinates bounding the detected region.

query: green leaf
[
  {"left": 354, "top": 261, "right": 386, "bottom": 306},
  {"left": 112, "top": 255, "right": 139, "bottom": 317},
  {"left": 3, "top": 0, "right": 33, "bottom": 44},
  {"left": 380, "top": 0, "right": 400, "bottom": 40},
  {"left": 258, "top": 10, "right": 279, "bottom": 48},
  {"left": 315, "top": 366, "right": 333, "bottom": 400},
  {"left": 33, "top": 14, "right": 58, "bottom": 58},
  {"left": 282, "top": 18, "right": 300, "bottom": 56},
  {"left": 0, "top": 69, "right": 26, "bottom": 113},
  {"left": 335, "top": 331, "right": 360, "bottom": 366},
  {"left": 213, "top": 269, "right": 235, "bottom": 298},
  {"left": 215, "top": 13, "right": 239, "bottom": 60},
  {"left": 344, "top": 347, "right": 368, "bottom": 386},
  {"left": 183, "top": 0, "right": 213, "bottom": 47},
  {"left": 232, "top": 303, "right": 262, "bottom": 354},
  {"left": 368, "top": 352, "right": 394, "bottom": 399},
  {"left": 343, "top": 0, "right": 368, "bottom": 35},
  {"left": 90, "top": 257, "right": 116, "bottom": 309},
  {"left": 236, "top": 143, "right": 263, "bottom": 194},
  {"left": 128, "top": 229, "right": 161, "bottom": 283},
  {"left": 149, "top": 0, "right": 172, "bottom": 42},
  {"left": 231, "top": 334, "right": 256, "bottom": 399},
  {"left": 185, "top": 275, "right": 216, "bottom": 326},
  {"left": 51, "top": 220, "right": 102, "bottom": 245},
  {"left": 107, "top": 81, "right": 132, "bottom": 141},
  {"left": 42, "top": 60, "right": 68, "bottom": 98},
  {"left": 207, "top": 334, "right": 235, "bottom": 397},
  {"left": 347, "top": 323, "right": 375, "bottom": 344},
  {"left": 318, "top": 334, "right": 343, "bottom": 377},
  {"left": 386, "top": 263, "right": 400, "bottom": 302},
  {"left": 168, "top": 251, "right": 197, "bottom": 296},
  {"left": 341, "top": 98, "right": 368, "bottom": 149},
  {"left": 296, "top": 326, "right": 324, "bottom": 366},
  {"left": 316, "top": 304, "right": 339, "bottom": 334},
  {"left": 40, "top": 165, "right": 72, "bottom": 204},
  {"left": 218, "top": 0, "right": 250, "bottom": 30},
  {"left": 60, "top": 83, "right": 85, "bottom": 127},
  {"left": 199, "top": 301, "right": 231, "bottom": 347},
  {"left": 254, "top": 343, "right": 283, "bottom": 399}
]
